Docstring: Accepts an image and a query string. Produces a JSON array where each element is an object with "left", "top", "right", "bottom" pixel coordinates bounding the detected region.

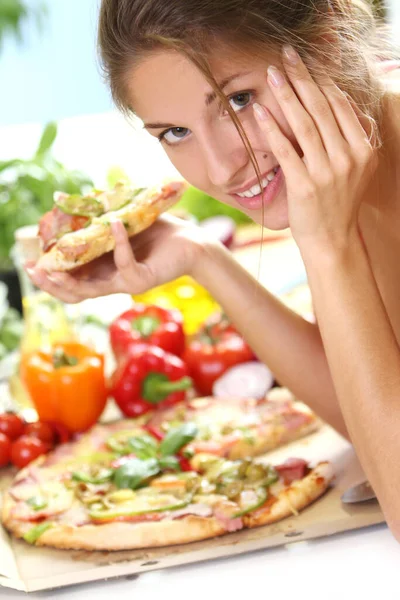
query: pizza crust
[
  {"left": 244, "top": 462, "right": 333, "bottom": 528},
  {"left": 227, "top": 419, "right": 320, "bottom": 460},
  {"left": 2, "top": 463, "right": 333, "bottom": 551},
  {"left": 36, "top": 181, "right": 187, "bottom": 272}
]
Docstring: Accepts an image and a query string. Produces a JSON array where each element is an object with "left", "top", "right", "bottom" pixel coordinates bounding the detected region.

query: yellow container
[{"left": 133, "top": 276, "right": 219, "bottom": 335}]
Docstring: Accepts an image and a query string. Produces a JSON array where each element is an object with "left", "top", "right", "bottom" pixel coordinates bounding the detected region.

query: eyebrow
[{"left": 143, "top": 71, "right": 250, "bottom": 130}]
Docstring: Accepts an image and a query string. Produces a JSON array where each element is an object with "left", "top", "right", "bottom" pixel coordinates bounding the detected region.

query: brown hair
[{"left": 98, "top": 0, "right": 395, "bottom": 167}]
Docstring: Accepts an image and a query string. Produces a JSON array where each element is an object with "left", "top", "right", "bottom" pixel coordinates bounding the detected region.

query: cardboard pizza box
[{"left": 0, "top": 417, "right": 384, "bottom": 593}]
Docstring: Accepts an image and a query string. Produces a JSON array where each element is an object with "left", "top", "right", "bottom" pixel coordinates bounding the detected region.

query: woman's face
[{"left": 128, "top": 49, "right": 299, "bottom": 229}]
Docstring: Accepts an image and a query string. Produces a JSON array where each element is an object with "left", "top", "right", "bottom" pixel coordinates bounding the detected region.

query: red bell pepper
[
  {"left": 110, "top": 344, "right": 192, "bottom": 418},
  {"left": 109, "top": 304, "right": 185, "bottom": 360},
  {"left": 183, "top": 312, "right": 255, "bottom": 396}
]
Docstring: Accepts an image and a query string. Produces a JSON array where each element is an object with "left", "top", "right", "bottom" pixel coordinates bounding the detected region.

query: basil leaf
[
  {"left": 127, "top": 434, "right": 158, "bottom": 460},
  {"left": 159, "top": 423, "right": 198, "bottom": 457},
  {"left": 113, "top": 458, "right": 160, "bottom": 490},
  {"left": 158, "top": 456, "right": 182, "bottom": 472}
]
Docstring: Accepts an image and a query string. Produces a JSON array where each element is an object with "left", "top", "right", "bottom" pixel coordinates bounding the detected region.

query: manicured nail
[
  {"left": 29, "top": 270, "right": 42, "bottom": 284},
  {"left": 283, "top": 45, "right": 299, "bottom": 65},
  {"left": 48, "top": 274, "right": 65, "bottom": 285},
  {"left": 110, "top": 217, "right": 120, "bottom": 231},
  {"left": 253, "top": 103, "right": 269, "bottom": 122},
  {"left": 268, "top": 66, "right": 285, "bottom": 88}
]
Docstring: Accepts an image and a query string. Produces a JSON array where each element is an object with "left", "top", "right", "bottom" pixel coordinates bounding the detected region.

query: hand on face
[
  {"left": 26, "top": 215, "right": 207, "bottom": 304},
  {"left": 253, "top": 45, "right": 377, "bottom": 252}
]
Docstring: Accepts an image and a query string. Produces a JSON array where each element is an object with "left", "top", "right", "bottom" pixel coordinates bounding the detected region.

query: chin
[{"left": 257, "top": 195, "right": 290, "bottom": 231}]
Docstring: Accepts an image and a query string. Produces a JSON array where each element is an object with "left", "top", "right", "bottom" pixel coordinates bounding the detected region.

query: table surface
[{"left": 1, "top": 524, "right": 398, "bottom": 600}]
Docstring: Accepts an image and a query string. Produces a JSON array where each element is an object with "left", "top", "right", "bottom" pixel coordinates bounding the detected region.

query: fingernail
[
  {"left": 48, "top": 274, "right": 64, "bottom": 285},
  {"left": 30, "top": 270, "right": 43, "bottom": 284},
  {"left": 268, "top": 66, "right": 285, "bottom": 88},
  {"left": 283, "top": 45, "right": 299, "bottom": 65},
  {"left": 253, "top": 103, "right": 269, "bottom": 122},
  {"left": 110, "top": 218, "right": 123, "bottom": 237}
]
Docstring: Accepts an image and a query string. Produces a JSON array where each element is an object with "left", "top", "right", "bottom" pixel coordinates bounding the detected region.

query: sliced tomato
[
  {"left": 178, "top": 456, "right": 194, "bottom": 472},
  {"left": 143, "top": 424, "right": 164, "bottom": 441}
]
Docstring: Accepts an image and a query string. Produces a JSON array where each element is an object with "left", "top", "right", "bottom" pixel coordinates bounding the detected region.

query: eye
[
  {"left": 227, "top": 91, "right": 253, "bottom": 113},
  {"left": 158, "top": 127, "right": 190, "bottom": 145}
]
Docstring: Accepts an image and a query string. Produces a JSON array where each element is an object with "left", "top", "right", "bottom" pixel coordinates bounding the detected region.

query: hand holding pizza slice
[{"left": 35, "top": 180, "right": 188, "bottom": 272}]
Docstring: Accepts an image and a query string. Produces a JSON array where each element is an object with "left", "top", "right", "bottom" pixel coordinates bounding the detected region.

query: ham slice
[
  {"left": 39, "top": 207, "right": 89, "bottom": 252},
  {"left": 275, "top": 458, "right": 309, "bottom": 484},
  {"left": 213, "top": 500, "right": 244, "bottom": 532}
]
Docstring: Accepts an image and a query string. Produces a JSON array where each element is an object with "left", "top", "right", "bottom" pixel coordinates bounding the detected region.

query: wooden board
[{"left": 0, "top": 410, "right": 385, "bottom": 593}]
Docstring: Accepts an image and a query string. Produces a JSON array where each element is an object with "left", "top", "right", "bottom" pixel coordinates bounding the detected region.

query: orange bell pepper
[{"left": 20, "top": 342, "right": 108, "bottom": 434}]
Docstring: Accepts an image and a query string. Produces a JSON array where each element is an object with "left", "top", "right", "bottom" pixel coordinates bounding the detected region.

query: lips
[
  {"left": 232, "top": 166, "right": 284, "bottom": 211},
  {"left": 228, "top": 166, "right": 279, "bottom": 196}
]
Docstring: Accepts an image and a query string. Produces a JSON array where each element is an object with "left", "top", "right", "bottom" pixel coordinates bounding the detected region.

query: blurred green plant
[
  {"left": 0, "top": 0, "right": 46, "bottom": 49},
  {"left": 175, "top": 186, "right": 252, "bottom": 225},
  {"left": 0, "top": 122, "right": 92, "bottom": 270}
]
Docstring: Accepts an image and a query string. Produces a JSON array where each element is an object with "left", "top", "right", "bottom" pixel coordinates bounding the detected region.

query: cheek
[
  {"left": 253, "top": 89, "right": 296, "bottom": 145},
  {"left": 164, "top": 146, "right": 208, "bottom": 191}
]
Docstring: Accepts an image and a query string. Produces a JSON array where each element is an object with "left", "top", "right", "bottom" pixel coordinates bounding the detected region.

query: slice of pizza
[
  {"left": 2, "top": 421, "right": 333, "bottom": 551},
  {"left": 145, "top": 390, "right": 320, "bottom": 460},
  {"left": 36, "top": 179, "right": 187, "bottom": 271}
]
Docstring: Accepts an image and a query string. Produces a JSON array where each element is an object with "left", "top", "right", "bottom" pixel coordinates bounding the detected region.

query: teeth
[
  {"left": 249, "top": 183, "right": 262, "bottom": 195},
  {"left": 237, "top": 168, "right": 278, "bottom": 198}
]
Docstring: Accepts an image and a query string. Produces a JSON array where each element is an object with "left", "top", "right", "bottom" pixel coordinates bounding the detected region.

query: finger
[
  {"left": 28, "top": 268, "right": 104, "bottom": 303},
  {"left": 26, "top": 269, "right": 81, "bottom": 303},
  {"left": 281, "top": 46, "right": 348, "bottom": 160},
  {"left": 321, "top": 83, "right": 373, "bottom": 153},
  {"left": 253, "top": 102, "right": 309, "bottom": 184},
  {"left": 266, "top": 64, "right": 328, "bottom": 172},
  {"left": 111, "top": 219, "right": 151, "bottom": 290}
]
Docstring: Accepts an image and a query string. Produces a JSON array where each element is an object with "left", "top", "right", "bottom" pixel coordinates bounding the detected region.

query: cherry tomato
[
  {"left": 0, "top": 413, "right": 25, "bottom": 440},
  {"left": 24, "top": 421, "right": 55, "bottom": 445},
  {"left": 43, "top": 421, "right": 71, "bottom": 445},
  {"left": 0, "top": 432, "right": 12, "bottom": 468},
  {"left": 11, "top": 436, "right": 50, "bottom": 469}
]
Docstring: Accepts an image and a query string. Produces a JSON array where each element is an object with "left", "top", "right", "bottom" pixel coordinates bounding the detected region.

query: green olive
[
  {"left": 185, "top": 475, "right": 201, "bottom": 492},
  {"left": 238, "top": 459, "right": 252, "bottom": 478},
  {"left": 245, "top": 464, "right": 268, "bottom": 482},
  {"left": 219, "top": 479, "right": 243, "bottom": 500}
]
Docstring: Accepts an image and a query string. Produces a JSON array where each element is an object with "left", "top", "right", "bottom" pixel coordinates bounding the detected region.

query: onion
[
  {"left": 212, "top": 361, "right": 274, "bottom": 399},
  {"left": 199, "top": 216, "right": 235, "bottom": 248}
]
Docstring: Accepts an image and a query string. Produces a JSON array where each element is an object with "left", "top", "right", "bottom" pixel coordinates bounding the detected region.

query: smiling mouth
[{"left": 230, "top": 167, "right": 280, "bottom": 199}]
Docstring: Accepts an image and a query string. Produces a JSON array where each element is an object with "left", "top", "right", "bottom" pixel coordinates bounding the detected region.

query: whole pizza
[{"left": 2, "top": 393, "right": 333, "bottom": 551}]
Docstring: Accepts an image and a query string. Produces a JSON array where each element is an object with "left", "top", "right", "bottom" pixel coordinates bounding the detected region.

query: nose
[{"left": 201, "top": 135, "right": 249, "bottom": 189}]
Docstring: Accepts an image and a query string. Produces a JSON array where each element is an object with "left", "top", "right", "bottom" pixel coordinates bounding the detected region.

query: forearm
[
  {"left": 301, "top": 235, "right": 400, "bottom": 536},
  {"left": 193, "top": 242, "right": 347, "bottom": 435}
]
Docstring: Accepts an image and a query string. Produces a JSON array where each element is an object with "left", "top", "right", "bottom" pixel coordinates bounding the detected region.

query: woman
[{"left": 27, "top": 0, "right": 400, "bottom": 539}]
